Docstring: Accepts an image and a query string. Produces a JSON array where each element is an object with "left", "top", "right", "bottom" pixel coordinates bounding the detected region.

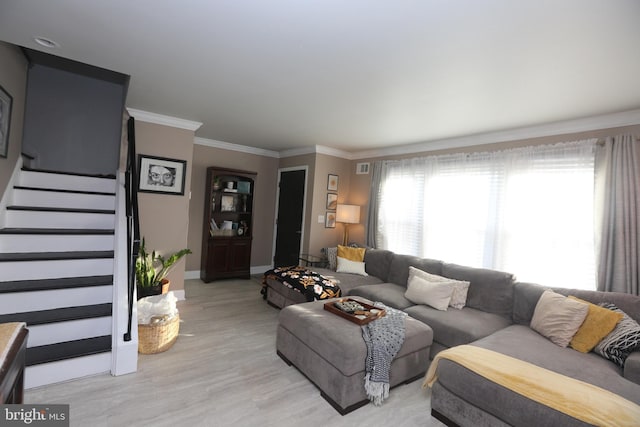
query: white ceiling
[{"left": 1, "top": 0, "right": 639, "bottom": 153}]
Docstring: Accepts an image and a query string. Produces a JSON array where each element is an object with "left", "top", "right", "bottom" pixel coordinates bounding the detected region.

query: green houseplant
[{"left": 135, "top": 238, "right": 192, "bottom": 299}]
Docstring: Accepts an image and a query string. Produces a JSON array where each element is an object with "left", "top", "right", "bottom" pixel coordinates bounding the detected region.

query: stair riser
[
  {"left": 0, "top": 234, "right": 114, "bottom": 252},
  {"left": 19, "top": 171, "right": 116, "bottom": 193},
  {"left": 13, "top": 189, "right": 115, "bottom": 210},
  {"left": 0, "top": 258, "right": 114, "bottom": 281},
  {"left": 27, "top": 317, "right": 112, "bottom": 348},
  {"left": 25, "top": 353, "right": 111, "bottom": 389},
  {"left": 0, "top": 285, "right": 113, "bottom": 314},
  {"left": 5, "top": 211, "right": 114, "bottom": 229}
]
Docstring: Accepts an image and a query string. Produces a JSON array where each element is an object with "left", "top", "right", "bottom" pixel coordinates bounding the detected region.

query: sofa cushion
[
  {"left": 311, "top": 267, "right": 384, "bottom": 295},
  {"left": 470, "top": 325, "right": 640, "bottom": 404},
  {"left": 530, "top": 290, "right": 589, "bottom": 347},
  {"left": 513, "top": 282, "right": 547, "bottom": 325},
  {"left": 442, "top": 263, "right": 515, "bottom": 317},
  {"left": 408, "top": 266, "right": 470, "bottom": 309},
  {"left": 514, "top": 282, "right": 640, "bottom": 325},
  {"left": 386, "top": 254, "right": 443, "bottom": 287},
  {"left": 348, "top": 283, "right": 415, "bottom": 310},
  {"left": 404, "top": 305, "right": 512, "bottom": 349},
  {"left": 432, "top": 325, "right": 640, "bottom": 426},
  {"left": 569, "top": 296, "right": 623, "bottom": 353},
  {"left": 363, "top": 248, "right": 394, "bottom": 282},
  {"left": 405, "top": 274, "right": 453, "bottom": 310}
]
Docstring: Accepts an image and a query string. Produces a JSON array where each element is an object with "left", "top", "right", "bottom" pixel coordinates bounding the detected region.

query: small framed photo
[
  {"left": 327, "top": 174, "right": 338, "bottom": 191},
  {"left": 0, "top": 84, "right": 13, "bottom": 158},
  {"left": 325, "top": 211, "right": 336, "bottom": 228},
  {"left": 326, "top": 193, "right": 338, "bottom": 210},
  {"left": 221, "top": 195, "right": 235, "bottom": 212},
  {"left": 138, "top": 154, "right": 187, "bottom": 195}
]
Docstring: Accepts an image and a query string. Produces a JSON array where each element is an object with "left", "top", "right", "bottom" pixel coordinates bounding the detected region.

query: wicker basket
[{"left": 138, "top": 314, "right": 180, "bottom": 354}]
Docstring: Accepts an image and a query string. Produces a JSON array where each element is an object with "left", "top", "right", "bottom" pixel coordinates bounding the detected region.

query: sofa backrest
[
  {"left": 363, "top": 249, "right": 394, "bottom": 282},
  {"left": 442, "top": 263, "right": 515, "bottom": 317},
  {"left": 513, "top": 282, "right": 640, "bottom": 324},
  {"left": 386, "top": 254, "right": 443, "bottom": 287}
]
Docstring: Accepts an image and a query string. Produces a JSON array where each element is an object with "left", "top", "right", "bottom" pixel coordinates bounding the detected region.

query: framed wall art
[
  {"left": 325, "top": 211, "right": 336, "bottom": 228},
  {"left": 138, "top": 154, "right": 187, "bottom": 195},
  {"left": 0, "top": 84, "right": 13, "bottom": 158},
  {"left": 326, "top": 193, "right": 338, "bottom": 210},
  {"left": 327, "top": 174, "right": 338, "bottom": 191}
]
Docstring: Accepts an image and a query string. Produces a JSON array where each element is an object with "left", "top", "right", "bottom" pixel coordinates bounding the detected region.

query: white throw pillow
[
  {"left": 336, "top": 256, "right": 368, "bottom": 276},
  {"left": 407, "top": 266, "right": 470, "bottom": 309},
  {"left": 530, "top": 290, "right": 589, "bottom": 347},
  {"left": 405, "top": 274, "right": 454, "bottom": 311}
]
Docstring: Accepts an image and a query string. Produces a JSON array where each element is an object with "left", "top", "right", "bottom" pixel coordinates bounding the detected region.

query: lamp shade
[{"left": 336, "top": 204, "right": 360, "bottom": 224}]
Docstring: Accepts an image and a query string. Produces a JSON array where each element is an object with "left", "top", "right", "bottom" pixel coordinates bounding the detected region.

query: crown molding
[
  {"left": 350, "top": 109, "right": 640, "bottom": 159},
  {"left": 194, "top": 137, "right": 280, "bottom": 158},
  {"left": 315, "top": 145, "right": 353, "bottom": 160},
  {"left": 279, "top": 145, "right": 353, "bottom": 159},
  {"left": 126, "top": 108, "right": 203, "bottom": 131}
]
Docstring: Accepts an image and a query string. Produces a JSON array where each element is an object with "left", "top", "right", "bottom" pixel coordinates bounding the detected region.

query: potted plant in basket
[{"left": 135, "top": 238, "right": 192, "bottom": 300}]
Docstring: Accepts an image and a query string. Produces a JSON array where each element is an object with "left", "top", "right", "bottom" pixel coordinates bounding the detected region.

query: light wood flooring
[{"left": 26, "top": 278, "right": 445, "bottom": 427}]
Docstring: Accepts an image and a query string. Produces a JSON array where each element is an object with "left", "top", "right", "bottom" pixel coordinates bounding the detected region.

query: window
[{"left": 375, "top": 140, "right": 596, "bottom": 289}]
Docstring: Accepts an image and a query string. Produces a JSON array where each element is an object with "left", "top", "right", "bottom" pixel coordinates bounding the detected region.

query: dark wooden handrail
[{"left": 123, "top": 117, "right": 140, "bottom": 342}]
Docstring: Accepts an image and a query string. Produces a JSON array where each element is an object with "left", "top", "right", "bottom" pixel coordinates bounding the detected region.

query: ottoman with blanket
[{"left": 276, "top": 297, "right": 433, "bottom": 414}]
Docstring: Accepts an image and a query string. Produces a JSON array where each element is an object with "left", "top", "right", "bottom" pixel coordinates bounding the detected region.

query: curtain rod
[{"left": 595, "top": 136, "right": 640, "bottom": 146}]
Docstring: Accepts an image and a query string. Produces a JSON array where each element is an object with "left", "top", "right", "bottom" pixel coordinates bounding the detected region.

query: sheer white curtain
[{"left": 375, "top": 139, "right": 597, "bottom": 289}]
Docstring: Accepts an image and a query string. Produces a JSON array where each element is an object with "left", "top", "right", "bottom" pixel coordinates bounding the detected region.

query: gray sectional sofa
[{"left": 263, "top": 248, "right": 640, "bottom": 426}]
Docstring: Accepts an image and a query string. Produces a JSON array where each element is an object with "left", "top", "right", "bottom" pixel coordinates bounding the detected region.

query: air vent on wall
[{"left": 356, "top": 162, "right": 370, "bottom": 175}]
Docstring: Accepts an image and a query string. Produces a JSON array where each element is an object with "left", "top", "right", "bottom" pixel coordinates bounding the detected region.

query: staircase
[{"left": 0, "top": 168, "right": 117, "bottom": 388}]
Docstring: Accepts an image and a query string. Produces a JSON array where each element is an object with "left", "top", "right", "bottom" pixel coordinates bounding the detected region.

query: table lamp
[{"left": 336, "top": 204, "right": 360, "bottom": 246}]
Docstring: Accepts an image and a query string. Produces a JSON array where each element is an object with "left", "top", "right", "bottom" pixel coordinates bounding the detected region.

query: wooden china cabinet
[{"left": 200, "top": 167, "right": 256, "bottom": 281}]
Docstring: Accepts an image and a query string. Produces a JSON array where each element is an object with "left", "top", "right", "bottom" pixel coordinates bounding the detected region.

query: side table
[{"left": 299, "top": 254, "right": 328, "bottom": 268}]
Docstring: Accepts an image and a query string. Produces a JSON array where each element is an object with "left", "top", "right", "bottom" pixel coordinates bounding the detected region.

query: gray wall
[
  {"left": 0, "top": 42, "right": 27, "bottom": 195},
  {"left": 22, "top": 64, "right": 126, "bottom": 175}
]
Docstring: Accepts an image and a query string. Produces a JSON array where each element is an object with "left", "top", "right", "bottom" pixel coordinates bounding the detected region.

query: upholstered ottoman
[{"left": 276, "top": 297, "right": 433, "bottom": 414}]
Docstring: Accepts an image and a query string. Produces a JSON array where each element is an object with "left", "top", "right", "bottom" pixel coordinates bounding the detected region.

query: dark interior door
[{"left": 273, "top": 169, "right": 306, "bottom": 267}]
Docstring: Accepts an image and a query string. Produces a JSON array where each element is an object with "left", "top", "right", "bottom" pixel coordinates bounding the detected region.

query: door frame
[{"left": 271, "top": 166, "right": 308, "bottom": 268}]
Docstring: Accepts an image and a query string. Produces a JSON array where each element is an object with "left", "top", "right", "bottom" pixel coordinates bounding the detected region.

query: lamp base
[{"left": 342, "top": 224, "right": 349, "bottom": 246}]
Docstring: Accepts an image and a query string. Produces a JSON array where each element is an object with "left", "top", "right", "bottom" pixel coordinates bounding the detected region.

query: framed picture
[
  {"left": 327, "top": 174, "right": 338, "bottom": 191},
  {"left": 221, "top": 195, "right": 235, "bottom": 212},
  {"left": 0, "top": 84, "right": 13, "bottom": 158},
  {"left": 326, "top": 193, "right": 338, "bottom": 210},
  {"left": 325, "top": 211, "right": 336, "bottom": 228},
  {"left": 138, "top": 154, "right": 187, "bottom": 195}
]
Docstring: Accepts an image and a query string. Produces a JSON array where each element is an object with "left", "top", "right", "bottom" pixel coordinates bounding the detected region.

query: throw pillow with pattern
[
  {"left": 326, "top": 247, "right": 338, "bottom": 270},
  {"left": 594, "top": 303, "right": 640, "bottom": 367}
]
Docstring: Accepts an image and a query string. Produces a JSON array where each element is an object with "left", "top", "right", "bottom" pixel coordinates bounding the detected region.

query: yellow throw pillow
[
  {"left": 569, "top": 296, "right": 624, "bottom": 353},
  {"left": 337, "top": 245, "right": 365, "bottom": 262}
]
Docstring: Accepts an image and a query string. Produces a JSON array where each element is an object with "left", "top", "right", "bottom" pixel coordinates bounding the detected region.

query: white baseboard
[
  {"left": 251, "top": 265, "right": 272, "bottom": 275},
  {"left": 173, "top": 290, "right": 185, "bottom": 301},
  {"left": 184, "top": 270, "right": 200, "bottom": 280}
]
